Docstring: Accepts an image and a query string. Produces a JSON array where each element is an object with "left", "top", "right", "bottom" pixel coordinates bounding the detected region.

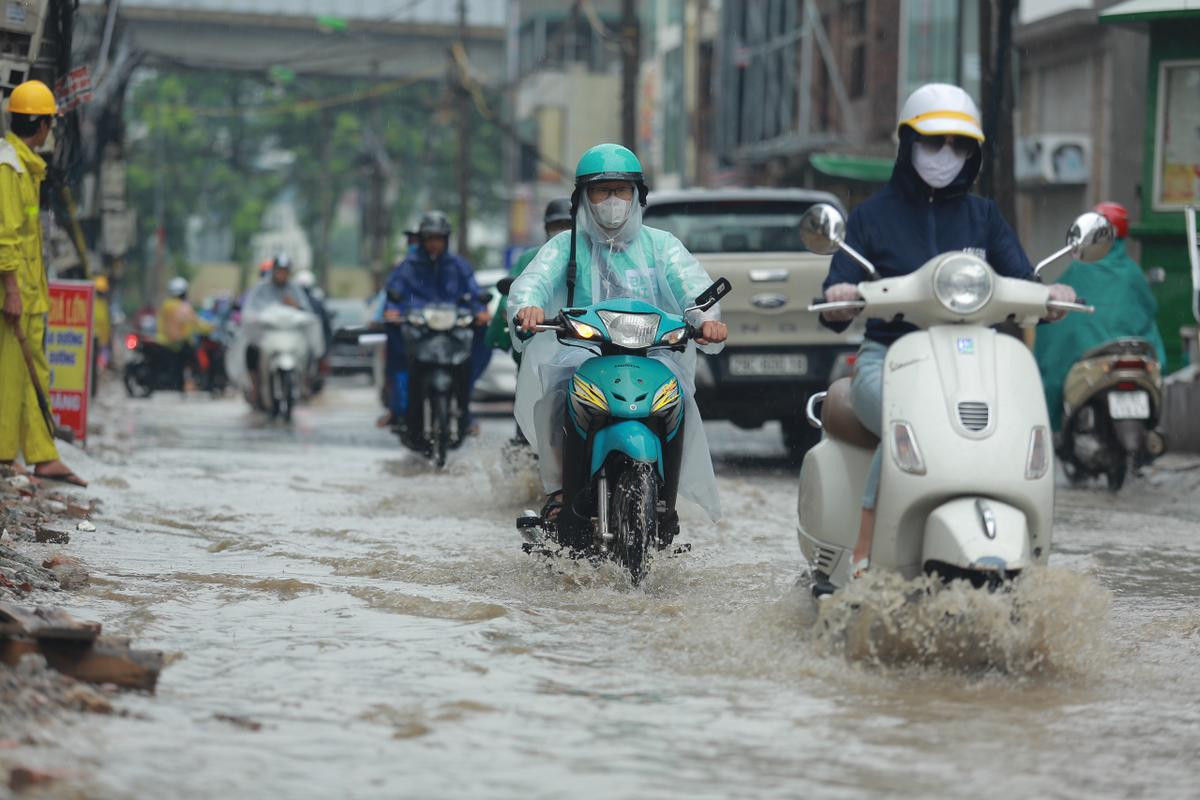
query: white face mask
[
  {"left": 912, "top": 142, "right": 968, "bottom": 189},
  {"left": 591, "top": 195, "right": 632, "bottom": 229}
]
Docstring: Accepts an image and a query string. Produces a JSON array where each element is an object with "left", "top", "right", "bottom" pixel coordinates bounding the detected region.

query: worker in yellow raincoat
[{"left": 0, "top": 80, "right": 86, "bottom": 486}]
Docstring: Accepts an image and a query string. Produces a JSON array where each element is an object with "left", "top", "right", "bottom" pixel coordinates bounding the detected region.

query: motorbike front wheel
[
  {"left": 271, "top": 369, "right": 295, "bottom": 422},
  {"left": 609, "top": 462, "right": 658, "bottom": 585},
  {"left": 431, "top": 391, "right": 450, "bottom": 468}
]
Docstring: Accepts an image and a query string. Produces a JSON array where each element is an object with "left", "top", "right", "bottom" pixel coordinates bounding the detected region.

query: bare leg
[{"left": 851, "top": 507, "right": 875, "bottom": 575}]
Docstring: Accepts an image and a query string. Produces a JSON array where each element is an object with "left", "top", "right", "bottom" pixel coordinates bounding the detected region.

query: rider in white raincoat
[{"left": 508, "top": 143, "right": 728, "bottom": 522}]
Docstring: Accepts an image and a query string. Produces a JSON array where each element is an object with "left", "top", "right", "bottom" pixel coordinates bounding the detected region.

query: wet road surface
[{"left": 7, "top": 380, "right": 1200, "bottom": 798}]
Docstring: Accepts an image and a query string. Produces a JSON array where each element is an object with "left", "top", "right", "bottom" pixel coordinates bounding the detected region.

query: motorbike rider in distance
[
  {"left": 382, "top": 211, "right": 491, "bottom": 436},
  {"left": 1034, "top": 201, "right": 1167, "bottom": 432},
  {"left": 156, "top": 277, "right": 211, "bottom": 392},
  {"left": 510, "top": 143, "right": 728, "bottom": 527},
  {"left": 242, "top": 254, "right": 312, "bottom": 407},
  {"left": 818, "top": 83, "right": 1078, "bottom": 580}
]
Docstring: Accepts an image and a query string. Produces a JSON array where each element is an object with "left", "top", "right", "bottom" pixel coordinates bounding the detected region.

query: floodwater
[{"left": 8, "top": 382, "right": 1200, "bottom": 798}]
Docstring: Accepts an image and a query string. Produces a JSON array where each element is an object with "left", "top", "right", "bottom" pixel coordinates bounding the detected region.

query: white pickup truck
[{"left": 643, "top": 188, "right": 863, "bottom": 460}]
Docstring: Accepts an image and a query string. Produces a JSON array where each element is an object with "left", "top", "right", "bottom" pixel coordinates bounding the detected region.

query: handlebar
[
  {"left": 1046, "top": 300, "right": 1095, "bottom": 314},
  {"left": 807, "top": 300, "right": 868, "bottom": 314}
]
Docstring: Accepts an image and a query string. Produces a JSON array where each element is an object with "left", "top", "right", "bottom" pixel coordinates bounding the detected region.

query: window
[
  {"left": 1154, "top": 60, "right": 1200, "bottom": 210},
  {"left": 845, "top": 0, "right": 868, "bottom": 99},
  {"left": 643, "top": 201, "right": 820, "bottom": 253}
]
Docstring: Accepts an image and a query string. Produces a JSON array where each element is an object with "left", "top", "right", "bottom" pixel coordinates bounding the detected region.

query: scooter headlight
[
  {"left": 597, "top": 311, "right": 659, "bottom": 349},
  {"left": 1025, "top": 425, "right": 1050, "bottom": 480},
  {"left": 890, "top": 421, "right": 926, "bottom": 475},
  {"left": 933, "top": 255, "right": 994, "bottom": 315}
]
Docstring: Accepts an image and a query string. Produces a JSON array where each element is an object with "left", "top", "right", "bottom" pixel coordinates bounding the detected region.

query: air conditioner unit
[
  {"left": 1015, "top": 134, "right": 1091, "bottom": 186},
  {"left": 0, "top": 0, "right": 50, "bottom": 93}
]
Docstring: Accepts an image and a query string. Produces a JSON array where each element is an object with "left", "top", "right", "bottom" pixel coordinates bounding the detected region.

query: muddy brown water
[{"left": 6, "top": 383, "right": 1199, "bottom": 798}]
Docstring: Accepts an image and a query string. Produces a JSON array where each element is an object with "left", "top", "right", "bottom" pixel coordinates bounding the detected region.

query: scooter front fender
[
  {"left": 590, "top": 420, "right": 663, "bottom": 480},
  {"left": 921, "top": 497, "right": 1032, "bottom": 574}
]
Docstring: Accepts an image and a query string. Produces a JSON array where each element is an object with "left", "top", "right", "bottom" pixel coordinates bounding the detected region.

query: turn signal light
[
  {"left": 890, "top": 421, "right": 926, "bottom": 475},
  {"left": 124, "top": 334, "right": 138, "bottom": 350},
  {"left": 1025, "top": 425, "right": 1049, "bottom": 479}
]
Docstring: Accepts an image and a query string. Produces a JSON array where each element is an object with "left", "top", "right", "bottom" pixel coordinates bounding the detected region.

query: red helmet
[{"left": 1094, "top": 201, "right": 1128, "bottom": 239}]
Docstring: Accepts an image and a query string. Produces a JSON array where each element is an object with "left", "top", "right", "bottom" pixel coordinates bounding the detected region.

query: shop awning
[
  {"left": 809, "top": 153, "right": 894, "bottom": 183},
  {"left": 1100, "top": 0, "right": 1200, "bottom": 23}
]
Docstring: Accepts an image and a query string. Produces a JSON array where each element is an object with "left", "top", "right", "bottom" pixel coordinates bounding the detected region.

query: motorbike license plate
[
  {"left": 1108, "top": 390, "right": 1150, "bottom": 420},
  {"left": 727, "top": 353, "right": 808, "bottom": 376}
]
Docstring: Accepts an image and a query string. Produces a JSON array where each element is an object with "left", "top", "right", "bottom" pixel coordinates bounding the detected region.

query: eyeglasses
[
  {"left": 586, "top": 185, "right": 635, "bottom": 202},
  {"left": 916, "top": 134, "right": 977, "bottom": 157}
]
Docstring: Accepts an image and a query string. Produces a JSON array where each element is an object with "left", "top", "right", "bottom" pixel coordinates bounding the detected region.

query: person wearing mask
[
  {"left": 382, "top": 211, "right": 490, "bottom": 435},
  {"left": 157, "top": 276, "right": 211, "bottom": 390},
  {"left": 818, "top": 83, "right": 1077, "bottom": 580},
  {"left": 0, "top": 80, "right": 86, "bottom": 485},
  {"left": 510, "top": 143, "right": 728, "bottom": 526},
  {"left": 1034, "top": 201, "right": 1167, "bottom": 431},
  {"left": 487, "top": 197, "right": 573, "bottom": 366}
]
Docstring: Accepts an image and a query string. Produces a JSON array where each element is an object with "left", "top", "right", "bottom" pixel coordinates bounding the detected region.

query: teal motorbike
[{"left": 517, "top": 278, "right": 731, "bottom": 583}]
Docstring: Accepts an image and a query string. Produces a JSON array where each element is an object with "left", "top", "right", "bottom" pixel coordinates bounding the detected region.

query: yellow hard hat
[
  {"left": 94, "top": 275, "right": 110, "bottom": 293},
  {"left": 8, "top": 80, "right": 58, "bottom": 116}
]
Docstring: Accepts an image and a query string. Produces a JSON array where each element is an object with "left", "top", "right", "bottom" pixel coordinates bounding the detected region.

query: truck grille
[{"left": 958, "top": 401, "right": 990, "bottom": 431}]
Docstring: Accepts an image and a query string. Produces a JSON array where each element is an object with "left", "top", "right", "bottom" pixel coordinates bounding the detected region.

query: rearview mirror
[
  {"left": 798, "top": 204, "right": 846, "bottom": 255},
  {"left": 1067, "top": 212, "right": 1114, "bottom": 263},
  {"left": 496, "top": 277, "right": 514, "bottom": 296},
  {"left": 1146, "top": 266, "right": 1167, "bottom": 285},
  {"left": 693, "top": 277, "right": 732, "bottom": 311}
]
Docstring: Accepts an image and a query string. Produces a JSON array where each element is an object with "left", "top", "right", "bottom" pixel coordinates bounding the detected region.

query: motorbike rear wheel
[
  {"left": 1105, "top": 458, "right": 1128, "bottom": 492},
  {"left": 609, "top": 462, "right": 657, "bottom": 585},
  {"left": 123, "top": 362, "right": 153, "bottom": 398}
]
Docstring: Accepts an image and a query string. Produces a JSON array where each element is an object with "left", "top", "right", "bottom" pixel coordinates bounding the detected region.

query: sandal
[
  {"left": 849, "top": 556, "right": 869, "bottom": 580},
  {"left": 33, "top": 468, "right": 87, "bottom": 488},
  {"left": 540, "top": 491, "right": 564, "bottom": 523}
]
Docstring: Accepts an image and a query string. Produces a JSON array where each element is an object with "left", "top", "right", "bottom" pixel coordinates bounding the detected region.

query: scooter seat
[{"left": 821, "top": 377, "right": 880, "bottom": 450}]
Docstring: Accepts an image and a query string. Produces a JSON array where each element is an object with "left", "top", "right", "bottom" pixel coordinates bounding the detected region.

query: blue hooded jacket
[
  {"left": 384, "top": 246, "right": 485, "bottom": 316},
  {"left": 822, "top": 127, "right": 1035, "bottom": 345}
]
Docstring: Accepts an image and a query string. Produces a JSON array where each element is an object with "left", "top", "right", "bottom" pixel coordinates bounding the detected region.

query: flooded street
[{"left": 8, "top": 382, "right": 1200, "bottom": 799}]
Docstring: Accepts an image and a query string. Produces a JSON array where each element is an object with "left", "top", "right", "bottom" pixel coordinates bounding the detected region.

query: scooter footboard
[
  {"left": 590, "top": 421, "right": 663, "bottom": 479},
  {"left": 922, "top": 498, "right": 1032, "bottom": 574}
]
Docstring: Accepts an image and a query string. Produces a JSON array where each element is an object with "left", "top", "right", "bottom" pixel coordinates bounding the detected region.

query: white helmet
[
  {"left": 295, "top": 269, "right": 316, "bottom": 289},
  {"left": 898, "top": 83, "right": 984, "bottom": 143},
  {"left": 167, "top": 276, "right": 189, "bottom": 298}
]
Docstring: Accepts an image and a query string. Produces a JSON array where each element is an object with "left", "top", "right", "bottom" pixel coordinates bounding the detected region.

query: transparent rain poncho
[{"left": 507, "top": 198, "right": 725, "bottom": 521}]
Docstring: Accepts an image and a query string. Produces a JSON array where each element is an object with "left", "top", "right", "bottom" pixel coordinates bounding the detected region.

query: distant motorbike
[
  {"left": 389, "top": 301, "right": 478, "bottom": 468},
  {"left": 122, "top": 332, "right": 227, "bottom": 397},
  {"left": 238, "top": 304, "right": 322, "bottom": 422},
  {"left": 1058, "top": 338, "right": 1165, "bottom": 491},
  {"left": 516, "top": 278, "right": 732, "bottom": 585}
]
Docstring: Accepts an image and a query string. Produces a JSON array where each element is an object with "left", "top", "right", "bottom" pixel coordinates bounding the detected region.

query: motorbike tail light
[
  {"left": 890, "top": 421, "right": 926, "bottom": 475},
  {"left": 1112, "top": 359, "right": 1147, "bottom": 371},
  {"left": 1025, "top": 425, "right": 1050, "bottom": 480},
  {"left": 1116, "top": 381, "right": 1139, "bottom": 391},
  {"left": 124, "top": 334, "right": 138, "bottom": 350},
  {"left": 846, "top": 354, "right": 857, "bottom": 366}
]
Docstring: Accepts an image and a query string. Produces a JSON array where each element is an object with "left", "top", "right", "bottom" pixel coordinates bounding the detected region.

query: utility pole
[
  {"left": 368, "top": 59, "right": 386, "bottom": 291},
  {"left": 455, "top": 0, "right": 470, "bottom": 256},
  {"left": 620, "top": 0, "right": 639, "bottom": 149},
  {"left": 979, "top": 0, "right": 1018, "bottom": 225}
]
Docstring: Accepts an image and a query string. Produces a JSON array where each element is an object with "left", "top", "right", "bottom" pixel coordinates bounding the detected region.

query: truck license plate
[
  {"left": 1108, "top": 390, "right": 1150, "bottom": 419},
  {"left": 728, "top": 353, "right": 808, "bottom": 376}
]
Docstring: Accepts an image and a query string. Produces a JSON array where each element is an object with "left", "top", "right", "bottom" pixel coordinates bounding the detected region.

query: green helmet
[{"left": 573, "top": 143, "right": 648, "bottom": 205}]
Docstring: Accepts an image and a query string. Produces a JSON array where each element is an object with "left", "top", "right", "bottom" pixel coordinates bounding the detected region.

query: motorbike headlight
[
  {"left": 890, "top": 421, "right": 926, "bottom": 475},
  {"left": 597, "top": 311, "right": 659, "bottom": 349},
  {"left": 568, "top": 320, "right": 602, "bottom": 340},
  {"left": 659, "top": 327, "right": 688, "bottom": 346},
  {"left": 422, "top": 307, "right": 458, "bottom": 331},
  {"left": 933, "top": 255, "right": 994, "bottom": 315},
  {"left": 1025, "top": 425, "right": 1050, "bottom": 480}
]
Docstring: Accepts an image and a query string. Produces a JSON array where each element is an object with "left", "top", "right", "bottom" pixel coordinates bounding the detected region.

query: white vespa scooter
[
  {"left": 796, "top": 204, "right": 1113, "bottom": 592},
  {"left": 233, "top": 303, "right": 323, "bottom": 422}
]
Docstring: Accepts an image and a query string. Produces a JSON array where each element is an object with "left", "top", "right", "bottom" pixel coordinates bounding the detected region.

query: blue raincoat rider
[{"left": 382, "top": 210, "right": 491, "bottom": 433}]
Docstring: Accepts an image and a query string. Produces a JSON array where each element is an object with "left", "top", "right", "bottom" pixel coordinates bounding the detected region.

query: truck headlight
[{"left": 933, "top": 255, "right": 994, "bottom": 315}]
